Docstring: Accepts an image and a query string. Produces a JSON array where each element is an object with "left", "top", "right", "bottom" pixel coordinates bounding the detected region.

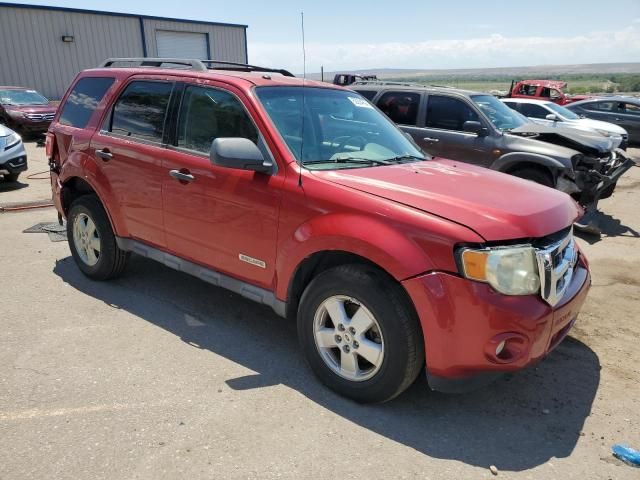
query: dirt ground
[{"left": 0, "top": 142, "right": 638, "bottom": 479}]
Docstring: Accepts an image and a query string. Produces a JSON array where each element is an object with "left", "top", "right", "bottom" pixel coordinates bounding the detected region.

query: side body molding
[{"left": 116, "top": 238, "right": 287, "bottom": 317}]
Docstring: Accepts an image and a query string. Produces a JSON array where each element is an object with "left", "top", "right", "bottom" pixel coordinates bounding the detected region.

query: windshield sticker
[{"left": 348, "top": 96, "right": 373, "bottom": 109}]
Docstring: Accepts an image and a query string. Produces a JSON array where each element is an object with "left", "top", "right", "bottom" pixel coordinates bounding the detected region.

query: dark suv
[{"left": 351, "top": 82, "right": 634, "bottom": 210}]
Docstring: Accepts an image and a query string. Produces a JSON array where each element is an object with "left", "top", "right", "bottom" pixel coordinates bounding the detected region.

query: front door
[
  {"left": 90, "top": 78, "right": 175, "bottom": 248},
  {"left": 161, "top": 82, "right": 283, "bottom": 288},
  {"left": 417, "top": 94, "right": 491, "bottom": 166}
]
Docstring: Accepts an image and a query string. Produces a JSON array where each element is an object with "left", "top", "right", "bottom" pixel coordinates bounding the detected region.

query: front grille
[
  {"left": 535, "top": 229, "right": 578, "bottom": 307},
  {"left": 25, "top": 112, "right": 55, "bottom": 121}
]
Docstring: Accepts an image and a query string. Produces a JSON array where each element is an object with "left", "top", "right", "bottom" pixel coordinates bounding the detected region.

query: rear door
[
  {"left": 90, "top": 77, "right": 175, "bottom": 248},
  {"left": 161, "top": 80, "right": 283, "bottom": 288}
]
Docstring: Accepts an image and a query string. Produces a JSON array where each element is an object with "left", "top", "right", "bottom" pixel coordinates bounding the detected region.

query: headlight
[
  {"left": 5, "top": 132, "right": 21, "bottom": 149},
  {"left": 594, "top": 128, "right": 612, "bottom": 137},
  {"left": 6, "top": 109, "right": 25, "bottom": 119},
  {"left": 459, "top": 245, "right": 540, "bottom": 295}
]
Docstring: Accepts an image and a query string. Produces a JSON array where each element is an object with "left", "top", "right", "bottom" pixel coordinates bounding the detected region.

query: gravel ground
[{"left": 0, "top": 143, "right": 638, "bottom": 479}]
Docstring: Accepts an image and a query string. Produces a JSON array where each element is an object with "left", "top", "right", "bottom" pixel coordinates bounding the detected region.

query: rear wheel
[
  {"left": 67, "top": 195, "right": 129, "bottom": 280},
  {"left": 510, "top": 167, "right": 554, "bottom": 188},
  {"left": 297, "top": 265, "right": 424, "bottom": 403}
]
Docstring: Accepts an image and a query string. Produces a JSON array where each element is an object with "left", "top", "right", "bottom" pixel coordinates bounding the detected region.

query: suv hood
[
  {"left": 511, "top": 123, "right": 613, "bottom": 156},
  {"left": 311, "top": 159, "right": 580, "bottom": 241},
  {"left": 3, "top": 103, "right": 56, "bottom": 114}
]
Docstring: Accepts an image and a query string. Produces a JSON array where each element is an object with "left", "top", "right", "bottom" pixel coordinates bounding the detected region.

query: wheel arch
[
  {"left": 491, "top": 151, "right": 568, "bottom": 178},
  {"left": 61, "top": 175, "right": 126, "bottom": 237}
]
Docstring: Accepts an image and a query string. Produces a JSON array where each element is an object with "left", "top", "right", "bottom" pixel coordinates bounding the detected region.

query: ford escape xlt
[{"left": 47, "top": 58, "right": 591, "bottom": 403}]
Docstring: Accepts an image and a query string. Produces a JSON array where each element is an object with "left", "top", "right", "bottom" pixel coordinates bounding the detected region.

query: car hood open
[
  {"left": 311, "top": 159, "right": 580, "bottom": 241},
  {"left": 510, "top": 123, "right": 613, "bottom": 156}
]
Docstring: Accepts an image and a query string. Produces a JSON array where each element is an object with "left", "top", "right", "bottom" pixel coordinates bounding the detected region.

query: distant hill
[{"left": 306, "top": 63, "right": 640, "bottom": 81}]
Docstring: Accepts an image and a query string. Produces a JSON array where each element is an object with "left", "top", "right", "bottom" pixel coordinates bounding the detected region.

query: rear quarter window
[{"left": 59, "top": 77, "right": 115, "bottom": 128}]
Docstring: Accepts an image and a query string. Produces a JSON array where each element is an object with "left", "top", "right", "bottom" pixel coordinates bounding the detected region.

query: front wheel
[
  {"left": 3, "top": 172, "right": 20, "bottom": 183},
  {"left": 510, "top": 167, "right": 554, "bottom": 188},
  {"left": 297, "top": 265, "right": 424, "bottom": 403}
]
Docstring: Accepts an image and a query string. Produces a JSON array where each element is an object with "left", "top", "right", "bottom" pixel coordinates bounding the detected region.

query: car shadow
[
  {"left": 0, "top": 179, "right": 29, "bottom": 192},
  {"left": 53, "top": 254, "right": 600, "bottom": 472},
  {"left": 575, "top": 210, "right": 639, "bottom": 245}
]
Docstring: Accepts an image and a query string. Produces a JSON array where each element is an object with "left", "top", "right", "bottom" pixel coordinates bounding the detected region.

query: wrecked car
[
  {"left": 350, "top": 82, "right": 634, "bottom": 216},
  {"left": 504, "top": 79, "right": 591, "bottom": 105}
]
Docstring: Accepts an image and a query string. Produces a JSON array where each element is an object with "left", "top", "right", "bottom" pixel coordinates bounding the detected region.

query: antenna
[{"left": 298, "top": 11, "right": 306, "bottom": 188}]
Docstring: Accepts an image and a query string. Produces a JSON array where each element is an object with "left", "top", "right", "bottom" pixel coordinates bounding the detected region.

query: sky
[{"left": 6, "top": 0, "right": 640, "bottom": 72}]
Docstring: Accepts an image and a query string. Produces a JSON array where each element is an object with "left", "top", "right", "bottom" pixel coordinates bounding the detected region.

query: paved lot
[{"left": 0, "top": 143, "right": 639, "bottom": 479}]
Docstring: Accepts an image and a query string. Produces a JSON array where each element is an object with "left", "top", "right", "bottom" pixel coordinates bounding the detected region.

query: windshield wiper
[
  {"left": 383, "top": 154, "right": 427, "bottom": 163},
  {"left": 303, "top": 156, "right": 395, "bottom": 166}
]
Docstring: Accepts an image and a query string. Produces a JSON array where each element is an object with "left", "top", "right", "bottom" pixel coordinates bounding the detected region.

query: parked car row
[
  {"left": 46, "top": 58, "right": 594, "bottom": 403},
  {"left": 350, "top": 81, "right": 634, "bottom": 213}
]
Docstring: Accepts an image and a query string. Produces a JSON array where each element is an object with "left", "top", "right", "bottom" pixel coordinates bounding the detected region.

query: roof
[
  {"left": 501, "top": 98, "right": 554, "bottom": 106},
  {"left": 0, "top": 86, "right": 30, "bottom": 90},
  {"left": 569, "top": 96, "right": 640, "bottom": 106},
  {"left": 518, "top": 80, "right": 568, "bottom": 89},
  {"left": 350, "top": 82, "right": 482, "bottom": 97},
  {"left": 0, "top": 2, "right": 248, "bottom": 29},
  {"left": 83, "top": 66, "right": 335, "bottom": 89}
]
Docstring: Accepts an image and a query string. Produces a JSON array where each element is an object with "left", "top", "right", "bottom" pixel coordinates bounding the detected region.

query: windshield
[
  {"left": 255, "top": 86, "right": 426, "bottom": 169},
  {"left": 545, "top": 102, "right": 580, "bottom": 120},
  {"left": 471, "top": 94, "right": 528, "bottom": 131},
  {"left": 0, "top": 89, "right": 48, "bottom": 106}
]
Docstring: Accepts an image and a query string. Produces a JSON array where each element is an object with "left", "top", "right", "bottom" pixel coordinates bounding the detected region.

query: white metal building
[{"left": 0, "top": 3, "right": 248, "bottom": 99}]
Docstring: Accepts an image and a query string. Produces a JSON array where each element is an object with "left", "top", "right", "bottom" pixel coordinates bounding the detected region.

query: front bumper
[
  {"left": 0, "top": 141, "right": 28, "bottom": 175},
  {"left": 571, "top": 149, "right": 635, "bottom": 207},
  {"left": 402, "top": 256, "right": 590, "bottom": 393}
]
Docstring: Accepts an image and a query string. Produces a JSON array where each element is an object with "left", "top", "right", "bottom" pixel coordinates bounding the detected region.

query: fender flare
[
  {"left": 275, "top": 213, "right": 439, "bottom": 301},
  {"left": 59, "top": 152, "right": 128, "bottom": 237},
  {"left": 490, "top": 152, "right": 570, "bottom": 174}
]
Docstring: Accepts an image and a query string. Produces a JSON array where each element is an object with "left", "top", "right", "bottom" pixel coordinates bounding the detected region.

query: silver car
[
  {"left": 0, "top": 124, "right": 27, "bottom": 182},
  {"left": 501, "top": 98, "right": 629, "bottom": 149}
]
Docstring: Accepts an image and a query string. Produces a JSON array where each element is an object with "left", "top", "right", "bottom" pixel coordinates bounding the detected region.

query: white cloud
[{"left": 249, "top": 25, "right": 640, "bottom": 73}]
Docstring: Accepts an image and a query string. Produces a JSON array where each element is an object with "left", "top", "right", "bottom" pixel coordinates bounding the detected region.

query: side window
[
  {"left": 376, "top": 91, "right": 420, "bottom": 125},
  {"left": 621, "top": 103, "right": 640, "bottom": 116},
  {"left": 59, "top": 77, "right": 115, "bottom": 128},
  {"left": 110, "top": 81, "right": 173, "bottom": 142},
  {"left": 177, "top": 85, "right": 258, "bottom": 154},
  {"left": 425, "top": 95, "right": 479, "bottom": 131},
  {"left": 517, "top": 84, "right": 538, "bottom": 96},
  {"left": 519, "top": 103, "right": 549, "bottom": 119},
  {"left": 588, "top": 101, "right": 614, "bottom": 112},
  {"left": 502, "top": 101, "right": 519, "bottom": 113},
  {"left": 540, "top": 87, "right": 551, "bottom": 98},
  {"left": 356, "top": 90, "right": 377, "bottom": 101}
]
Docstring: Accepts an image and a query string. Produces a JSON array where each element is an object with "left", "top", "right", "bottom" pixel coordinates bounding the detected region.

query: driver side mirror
[
  {"left": 545, "top": 113, "right": 559, "bottom": 122},
  {"left": 210, "top": 138, "right": 273, "bottom": 174},
  {"left": 463, "top": 120, "right": 488, "bottom": 136}
]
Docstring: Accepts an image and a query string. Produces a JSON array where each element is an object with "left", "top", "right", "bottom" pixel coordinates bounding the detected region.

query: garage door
[{"left": 155, "top": 30, "right": 208, "bottom": 59}]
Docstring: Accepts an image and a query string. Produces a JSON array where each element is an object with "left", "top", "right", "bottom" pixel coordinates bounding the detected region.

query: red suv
[{"left": 47, "top": 58, "right": 591, "bottom": 403}]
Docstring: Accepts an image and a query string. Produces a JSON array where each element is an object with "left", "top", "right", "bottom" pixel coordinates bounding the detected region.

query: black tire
[
  {"left": 598, "top": 182, "right": 616, "bottom": 200},
  {"left": 67, "top": 195, "right": 129, "bottom": 280},
  {"left": 3, "top": 172, "right": 20, "bottom": 183},
  {"left": 297, "top": 265, "right": 424, "bottom": 403},
  {"left": 510, "top": 167, "right": 554, "bottom": 188}
]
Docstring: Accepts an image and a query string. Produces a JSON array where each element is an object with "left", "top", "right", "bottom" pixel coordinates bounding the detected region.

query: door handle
[
  {"left": 95, "top": 148, "right": 113, "bottom": 161},
  {"left": 423, "top": 137, "right": 440, "bottom": 143},
  {"left": 169, "top": 169, "right": 195, "bottom": 183}
]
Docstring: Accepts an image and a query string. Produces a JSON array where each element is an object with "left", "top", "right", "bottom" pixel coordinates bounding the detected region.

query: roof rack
[
  {"left": 350, "top": 80, "right": 458, "bottom": 89},
  {"left": 350, "top": 80, "right": 425, "bottom": 88},
  {"left": 98, "top": 58, "right": 295, "bottom": 77},
  {"left": 99, "top": 58, "right": 208, "bottom": 71},
  {"left": 201, "top": 60, "right": 295, "bottom": 77}
]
